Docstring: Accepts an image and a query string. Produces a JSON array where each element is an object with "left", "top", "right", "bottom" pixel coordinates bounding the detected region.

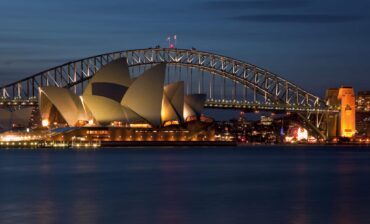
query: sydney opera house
[{"left": 18, "top": 58, "right": 214, "bottom": 142}]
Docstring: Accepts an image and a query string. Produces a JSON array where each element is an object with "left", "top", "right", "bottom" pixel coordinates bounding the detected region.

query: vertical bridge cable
[
  {"left": 174, "top": 64, "right": 178, "bottom": 82},
  {"left": 243, "top": 84, "right": 247, "bottom": 102},
  {"left": 166, "top": 64, "right": 170, "bottom": 84},
  {"left": 198, "top": 69, "right": 201, "bottom": 94},
  {"left": 201, "top": 69, "right": 204, "bottom": 94},
  {"left": 190, "top": 67, "right": 193, "bottom": 94},
  {"left": 233, "top": 80, "right": 236, "bottom": 101},
  {"left": 222, "top": 76, "right": 226, "bottom": 100},
  {"left": 210, "top": 73, "right": 214, "bottom": 99},
  {"left": 186, "top": 67, "right": 189, "bottom": 95}
]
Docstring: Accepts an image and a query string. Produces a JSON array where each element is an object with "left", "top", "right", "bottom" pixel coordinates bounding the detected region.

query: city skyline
[{"left": 1, "top": 0, "right": 370, "bottom": 97}]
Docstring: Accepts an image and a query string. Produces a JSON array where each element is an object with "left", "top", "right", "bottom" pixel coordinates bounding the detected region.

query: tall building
[
  {"left": 338, "top": 87, "right": 356, "bottom": 138},
  {"left": 325, "top": 87, "right": 356, "bottom": 138}
]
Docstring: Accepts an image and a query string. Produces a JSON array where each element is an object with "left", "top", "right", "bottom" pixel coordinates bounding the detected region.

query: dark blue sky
[{"left": 1, "top": 0, "right": 370, "bottom": 97}]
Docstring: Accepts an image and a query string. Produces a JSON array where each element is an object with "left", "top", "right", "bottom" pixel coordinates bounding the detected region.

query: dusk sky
[{"left": 0, "top": 0, "right": 369, "bottom": 97}]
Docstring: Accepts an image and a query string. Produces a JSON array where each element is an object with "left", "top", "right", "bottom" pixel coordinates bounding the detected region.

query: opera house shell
[{"left": 39, "top": 58, "right": 207, "bottom": 128}]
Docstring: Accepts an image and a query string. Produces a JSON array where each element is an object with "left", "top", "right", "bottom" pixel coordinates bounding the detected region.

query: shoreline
[
  {"left": 0, "top": 140, "right": 237, "bottom": 149},
  {"left": 1, "top": 140, "right": 370, "bottom": 149}
]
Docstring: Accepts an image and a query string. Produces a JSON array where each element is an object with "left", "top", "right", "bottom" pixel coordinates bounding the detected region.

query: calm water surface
[{"left": 1, "top": 145, "right": 370, "bottom": 224}]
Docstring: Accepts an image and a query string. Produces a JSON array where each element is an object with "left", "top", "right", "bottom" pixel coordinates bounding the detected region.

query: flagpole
[{"left": 166, "top": 36, "right": 171, "bottom": 48}]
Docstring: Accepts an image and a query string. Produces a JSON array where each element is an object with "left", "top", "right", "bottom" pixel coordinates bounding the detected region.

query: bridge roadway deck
[
  {"left": 204, "top": 100, "right": 337, "bottom": 113},
  {"left": 0, "top": 98, "right": 338, "bottom": 113}
]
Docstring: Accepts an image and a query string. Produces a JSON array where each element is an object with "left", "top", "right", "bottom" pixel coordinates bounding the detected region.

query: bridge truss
[{"left": 0, "top": 48, "right": 335, "bottom": 139}]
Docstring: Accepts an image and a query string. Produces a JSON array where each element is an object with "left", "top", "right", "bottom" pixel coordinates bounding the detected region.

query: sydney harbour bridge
[{"left": 0, "top": 48, "right": 337, "bottom": 139}]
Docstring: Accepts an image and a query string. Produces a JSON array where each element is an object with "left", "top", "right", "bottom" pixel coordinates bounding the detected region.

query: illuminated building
[
  {"left": 356, "top": 91, "right": 370, "bottom": 112},
  {"left": 48, "top": 124, "right": 215, "bottom": 142},
  {"left": 285, "top": 124, "right": 309, "bottom": 142},
  {"left": 36, "top": 58, "right": 213, "bottom": 142},
  {"left": 325, "top": 87, "right": 356, "bottom": 138},
  {"left": 338, "top": 87, "right": 356, "bottom": 138},
  {"left": 39, "top": 87, "right": 89, "bottom": 127},
  {"left": 39, "top": 59, "right": 207, "bottom": 129},
  {"left": 296, "top": 127, "right": 308, "bottom": 141},
  {"left": 260, "top": 116, "right": 273, "bottom": 126}
]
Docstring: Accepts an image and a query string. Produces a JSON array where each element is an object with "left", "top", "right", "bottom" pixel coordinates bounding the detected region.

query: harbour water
[{"left": 1, "top": 145, "right": 370, "bottom": 224}]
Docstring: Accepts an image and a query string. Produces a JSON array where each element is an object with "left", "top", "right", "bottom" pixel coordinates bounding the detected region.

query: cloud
[
  {"left": 205, "top": 0, "right": 310, "bottom": 10},
  {"left": 232, "top": 14, "right": 363, "bottom": 23}
]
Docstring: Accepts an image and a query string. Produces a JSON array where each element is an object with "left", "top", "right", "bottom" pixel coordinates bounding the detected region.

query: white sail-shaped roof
[
  {"left": 161, "top": 95, "right": 178, "bottom": 123},
  {"left": 82, "top": 95, "right": 145, "bottom": 125},
  {"left": 82, "top": 95, "right": 126, "bottom": 125},
  {"left": 121, "top": 105, "right": 147, "bottom": 124},
  {"left": 163, "top": 81, "right": 184, "bottom": 122},
  {"left": 121, "top": 64, "right": 166, "bottom": 126},
  {"left": 183, "top": 94, "right": 207, "bottom": 119},
  {"left": 39, "top": 87, "right": 88, "bottom": 126},
  {"left": 83, "top": 58, "right": 131, "bottom": 101}
]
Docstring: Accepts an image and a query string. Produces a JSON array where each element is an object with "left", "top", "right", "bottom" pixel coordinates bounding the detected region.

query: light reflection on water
[{"left": 0, "top": 146, "right": 370, "bottom": 224}]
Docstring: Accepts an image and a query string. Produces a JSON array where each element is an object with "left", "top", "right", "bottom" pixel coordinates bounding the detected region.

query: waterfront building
[
  {"left": 39, "top": 60, "right": 207, "bottom": 128},
  {"left": 338, "top": 87, "right": 356, "bottom": 138},
  {"left": 325, "top": 87, "right": 356, "bottom": 138},
  {"left": 37, "top": 58, "right": 213, "bottom": 142},
  {"left": 49, "top": 124, "right": 215, "bottom": 142}
]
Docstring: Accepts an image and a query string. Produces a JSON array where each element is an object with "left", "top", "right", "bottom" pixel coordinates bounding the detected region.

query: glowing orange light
[
  {"left": 129, "top": 124, "right": 151, "bottom": 128},
  {"left": 297, "top": 127, "right": 308, "bottom": 141},
  {"left": 163, "top": 120, "right": 180, "bottom": 127},
  {"left": 338, "top": 87, "right": 356, "bottom": 138},
  {"left": 42, "top": 119, "right": 49, "bottom": 127}
]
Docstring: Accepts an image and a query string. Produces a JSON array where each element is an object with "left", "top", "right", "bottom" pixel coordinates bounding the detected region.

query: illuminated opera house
[{"left": 37, "top": 58, "right": 214, "bottom": 142}]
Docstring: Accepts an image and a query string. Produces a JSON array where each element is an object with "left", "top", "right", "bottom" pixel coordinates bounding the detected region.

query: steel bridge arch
[{"left": 0, "top": 48, "right": 325, "bottom": 108}]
